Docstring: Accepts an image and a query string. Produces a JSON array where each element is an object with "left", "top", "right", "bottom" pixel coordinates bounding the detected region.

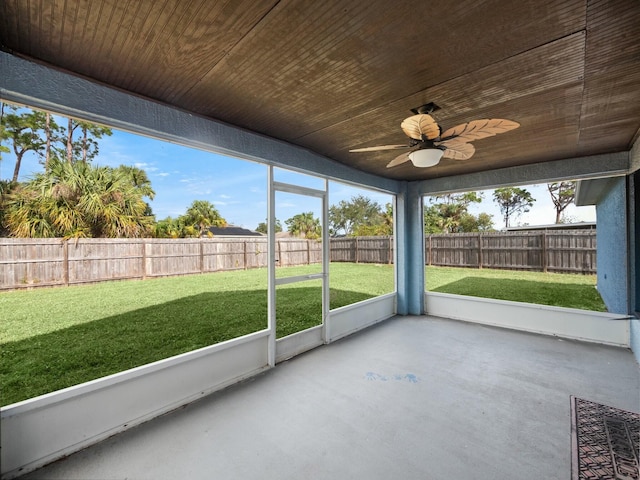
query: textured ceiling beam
[
  {"left": 416, "top": 151, "right": 630, "bottom": 196},
  {"left": 0, "top": 52, "right": 401, "bottom": 194}
]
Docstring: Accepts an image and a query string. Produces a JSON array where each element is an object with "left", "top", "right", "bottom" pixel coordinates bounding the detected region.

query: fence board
[
  {"left": 0, "top": 230, "right": 596, "bottom": 291},
  {"left": 330, "top": 237, "right": 357, "bottom": 263},
  {"left": 425, "top": 230, "right": 595, "bottom": 274},
  {"left": 0, "top": 239, "right": 66, "bottom": 288}
]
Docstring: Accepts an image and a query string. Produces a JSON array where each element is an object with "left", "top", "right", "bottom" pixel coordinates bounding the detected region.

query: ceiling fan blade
[
  {"left": 438, "top": 141, "right": 475, "bottom": 160},
  {"left": 386, "top": 151, "right": 412, "bottom": 168},
  {"left": 440, "top": 119, "right": 519, "bottom": 143},
  {"left": 349, "top": 144, "right": 409, "bottom": 152},
  {"left": 401, "top": 114, "right": 440, "bottom": 141}
]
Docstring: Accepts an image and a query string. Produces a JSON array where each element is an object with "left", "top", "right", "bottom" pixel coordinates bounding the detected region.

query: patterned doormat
[{"left": 571, "top": 396, "right": 640, "bottom": 480}]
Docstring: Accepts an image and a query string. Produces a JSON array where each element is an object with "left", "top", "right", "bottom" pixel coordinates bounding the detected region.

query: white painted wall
[
  {"left": 328, "top": 293, "right": 396, "bottom": 342},
  {"left": 425, "top": 292, "right": 630, "bottom": 347},
  {"left": 3, "top": 289, "right": 630, "bottom": 479},
  {"left": 1, "top": 331, "right": 270, "bottom": 479},
  {"left": 0, "top": 293, "right": 397, "bottom": 479},
  {"left": 276, "top": 325, "right": 324, "bottom": 363}
]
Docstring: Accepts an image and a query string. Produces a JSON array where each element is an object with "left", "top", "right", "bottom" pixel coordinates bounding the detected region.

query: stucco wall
[
  {"left": 632, "top": 317, "right": 640, "bottom": 366},
  {"left": 630, "top": 172, "right": 639, "bottom": 363},
  {"left": 595, "top": 178, "right": 628, "bottom": 314}
]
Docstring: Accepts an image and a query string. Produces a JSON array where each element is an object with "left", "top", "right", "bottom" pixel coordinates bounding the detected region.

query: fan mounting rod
[{"left": 411, "top": 102, "right": 441, "bottom": 115}]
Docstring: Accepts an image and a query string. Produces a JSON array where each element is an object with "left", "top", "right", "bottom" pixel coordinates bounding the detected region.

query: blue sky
[
  {"left": 0, "top": 119, "right": 393, "bottom": 229},
  {"left": 1, "top": 112, "right": 594, "bottom": 230}
]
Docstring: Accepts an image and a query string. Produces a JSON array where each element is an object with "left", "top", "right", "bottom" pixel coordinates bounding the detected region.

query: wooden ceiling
[{"left": 1, "top": 0, "right": 639, "bottom": 182}]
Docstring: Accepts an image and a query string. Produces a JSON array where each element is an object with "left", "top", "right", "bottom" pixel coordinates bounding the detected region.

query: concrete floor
[{"left": 20, "top": 316, "right": 640, "bottom": 480}]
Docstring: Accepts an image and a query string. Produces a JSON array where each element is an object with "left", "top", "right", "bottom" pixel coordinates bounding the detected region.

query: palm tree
[
  {"left": 285, "top": 212, "right": 321, "bottom": 239},
  {"left": 116, "top": 165, "right": 155, "bottom": 200},
  {"left": 4, "top": 159, "right": 154, "bottom": 238},
  {"left": 182, "top": 200, "right": 227, "bottom": 236}
]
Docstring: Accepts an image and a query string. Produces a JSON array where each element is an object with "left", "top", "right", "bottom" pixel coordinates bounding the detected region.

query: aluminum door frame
[{"left": 267, "top": 166, "right": 330, "bottom": 366}]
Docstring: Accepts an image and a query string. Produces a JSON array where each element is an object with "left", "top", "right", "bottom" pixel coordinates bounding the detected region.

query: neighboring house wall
[{"left": 595, "top": 177, "right": 628, "bottom": 314}]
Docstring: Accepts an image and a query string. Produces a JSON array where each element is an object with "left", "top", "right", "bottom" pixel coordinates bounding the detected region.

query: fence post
[
  {"left": 142, "top": 241, "right": 147, "bottom": 280},
  {"left": 243, "top": 241, "right": 248, "bottom": 269},
  {"left": 200, "top": 240, "right": 204, "bottom": 273},
  {"left": 388, "top": 236, "right": 393, "bottom": 265},
  {"left": 277, "top": 240, "right": 282, "bottom": 266},
  {"left": 63, "top": 240, "right": 69, "bottom": 286},
  {"left": 428, "top": 235, "right": 432, "bottom": 266},
  {"left": 355, "top": 237, "right": 359, "bottom": 263},
  {"left": 307, "top": 240, "right": 311, "bottom": 265},
  {"left": 542, "top": 231, "right": 548, "bottom": 273},
  {"left": 478, "top": 233, "right": 483, "bottom": 269}
]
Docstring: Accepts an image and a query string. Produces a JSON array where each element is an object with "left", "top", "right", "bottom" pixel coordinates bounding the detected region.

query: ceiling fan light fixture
[{"left": 409, "top": 148, "right": 444, "bottom": 167}]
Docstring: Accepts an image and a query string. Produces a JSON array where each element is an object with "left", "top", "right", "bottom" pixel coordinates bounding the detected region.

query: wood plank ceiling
[{"left": 1, "top": 0, "right": 639, "bottom": 182}]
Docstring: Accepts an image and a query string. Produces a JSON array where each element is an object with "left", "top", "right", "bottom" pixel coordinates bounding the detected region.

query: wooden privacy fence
[
  {"left": 425, "top": 230, "right": 596, "bottom": 274},
  {"left": 0, "top": 237, "right": 319, "bottom": 290},
  {"left": 330, "top": 236, "right": 394, "bottom": 265},
  {"left": 0, "top": 231, "right": 595, "bottom": 290}
]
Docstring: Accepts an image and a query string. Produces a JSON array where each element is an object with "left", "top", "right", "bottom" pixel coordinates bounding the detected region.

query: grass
[
  {"left": 426, "top": 266, "right": 606, "bottom": 312},
  {"left": 1, "top": 263, "right": 605, "bottom": 406},
  {"left": 0, "top": 263, "right": 394, "bottom": 406}
]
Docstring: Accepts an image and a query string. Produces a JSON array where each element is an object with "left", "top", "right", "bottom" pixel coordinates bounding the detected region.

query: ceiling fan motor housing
[{"left": 411, "top": 102, "right": 441, "bottom": 115}]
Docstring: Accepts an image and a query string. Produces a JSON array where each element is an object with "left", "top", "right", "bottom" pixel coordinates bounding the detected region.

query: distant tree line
[
  {"left": 424, "top": 192, "right": 492, "bottom": 233},
  {"left": 153, "top": 200, "right": 227, "bottom": 238}
]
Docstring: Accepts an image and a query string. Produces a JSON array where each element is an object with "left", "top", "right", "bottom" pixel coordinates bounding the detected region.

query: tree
[
  {"left": 0, "top": 102, "right": 12, "bottom": 166},
  {"left": 41, "top": 112, "right": 63, "bottom": 170},
  {"left": 152, "top": 201, "right": 227, "bottom": 238},
  {"left": 352, "top": 202, "right": 393, "bottom": 236},
  {"left": 492, "top": 187, "right": 535, "bottom": 228},
  {"left": 182, "top": 200, "right": 227, "bottom": 237},
  {"left": 285, "top": 212, "right": 321, "bottom": 239},
  {"left": 329, "top": 194, "right": 385, "bottom": 236},
  {"left": 0, "top": 106, "right": 148, "bottom": 237},
  {"left": 1, "top": 105, "right": 47, "bottom": 182},
  {"left": 0, "top": 179, "right": 14, "bottom": 235},
  {"left": 63, "top": 119, "right": 112, "bottom": 164},
  {"left": 423, "top": 192, "right": 492, "bottom": 233},
  {"left": 255, "top": 219, "right": 282, "bottom": 234},
  {"left": 1, "top": 105, "right": 113, "bottom": 181},
  {"left": 3, "top": 159, "right": 154, "bottom": 238},
  {"left": 547, "top": 181, "right": 576, "bottom": 224},
  {"left": 152, "top": 216, "right": 184, "bottom": 238},
  {"left": 458, "top": 212, "right": 494, "bottom": 232},
  {"left": 116, "top": 165, "right": 155, "bottom": 200}
]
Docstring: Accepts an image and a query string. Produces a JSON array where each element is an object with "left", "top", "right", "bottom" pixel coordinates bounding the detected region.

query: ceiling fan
[{"left": 349, "top": 104, "right": 520, "bottom": 168}]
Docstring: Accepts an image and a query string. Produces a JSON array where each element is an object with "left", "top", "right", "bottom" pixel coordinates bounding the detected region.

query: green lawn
[
  {"left": 0, "top": 263, "right": 394, "bottom": 406},
  {"left": 426, "top": 266, "right": 605, "bottom": 312},
  {"left": 1, "top": 263, "right": 605, "bottom": 406}
]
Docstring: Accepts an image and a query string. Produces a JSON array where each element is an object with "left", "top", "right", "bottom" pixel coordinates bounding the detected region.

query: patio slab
[{"left": 19, "top": 316, "right": 640, "bottom": 480}]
